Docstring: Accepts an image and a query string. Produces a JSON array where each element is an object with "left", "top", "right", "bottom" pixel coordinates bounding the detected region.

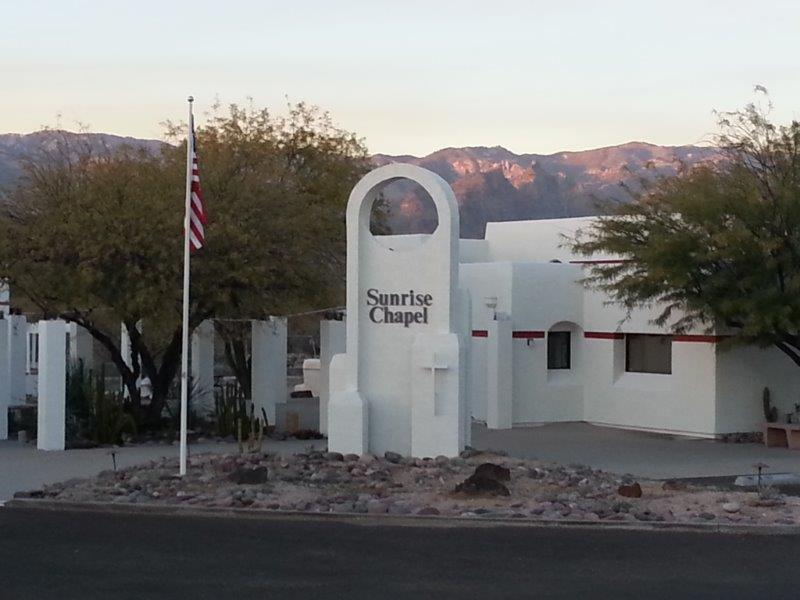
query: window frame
[
  {"left": 547, "top": 330, "right": 572, "bottom": 370},
  {"left": 624, "top": 333, "right": 672, "bottom": 375}
]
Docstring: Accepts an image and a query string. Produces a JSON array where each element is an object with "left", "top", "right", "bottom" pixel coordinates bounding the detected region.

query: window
[
  {"left": 547, "top": 331, "right": 571, "bottom": 370},
  {"left": 28, "top": 332, "right": 39, "bottom": 372},
  {"left": 625, "top": 334, "right": 672, "bottom": 374}
]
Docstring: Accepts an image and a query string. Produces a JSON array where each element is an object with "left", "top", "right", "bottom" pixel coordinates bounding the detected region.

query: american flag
[{"left": 188, "top": 118, "right": 207, "bottom": 252}]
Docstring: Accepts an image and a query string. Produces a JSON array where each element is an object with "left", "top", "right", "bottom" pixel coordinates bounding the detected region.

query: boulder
[
  {"left": 454, "top": 463, "right": 511, "bottom": 496},
  {"left": 384, "top": 451, "right": 403, "bottom": 464},
  {"left": 416, "top": 506, "right": 440, "bottom": 516},
  {"left": 310, "top": 468, "right": 340, "bottom": 484},
  {"left": 473, "top": 463, "right": 510, "bottom": 481},
  {"left": 227, "top": 466, "right": 269, "bottom": 485},
  {"left": 722, "top": 502, "right": 741, "bottom": 513},
  {"left": 459, "top": 448, "right": 482, "bottom": 459},
  {"left": 617, "top": 482, "right": 642, "bottom": 498}
]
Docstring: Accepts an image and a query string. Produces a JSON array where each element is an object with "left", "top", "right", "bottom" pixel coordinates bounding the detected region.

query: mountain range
[
  {"left": 0, "top": 131, "right": 720, "bottom": 238},
  {"left": 375, "top": 143, "right": 720, "bottom": 237}
]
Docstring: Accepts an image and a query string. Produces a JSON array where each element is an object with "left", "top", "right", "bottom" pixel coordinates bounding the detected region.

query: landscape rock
[
  {"left": 29, "top": 445, "right": 800, "bottom": 529},
  {"left": 617, "top": 482, "right": 642, "bottom": 498},
  {"left": 459, "top": 448, "right": 482, "bottom": 459},
  {"left": 384, "top": 451, "right": 403, "bottom": 464},
  {"left": 416, "top": 506, "right": 440, "bottom": 516},
  {"left": 227, "top": 466, "right": 270, "bottom": 485},
  {"left": 454, "top": 463, "right": 511, "bottom": 496},
  {"left": 722, "top": 502, "right": 741, "bottom": 513}
]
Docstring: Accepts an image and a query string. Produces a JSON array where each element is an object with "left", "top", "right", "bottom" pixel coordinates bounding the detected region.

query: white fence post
[{"left": 37, "top": 320, "right": 67, "bottom": 451}]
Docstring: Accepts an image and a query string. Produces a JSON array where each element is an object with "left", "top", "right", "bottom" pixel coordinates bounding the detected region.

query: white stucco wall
[
  {"left": 581, "top": 337, "right": 718, "bottom": 436},
  {"left": 456, "top": 217, "right": 781, "bottom": 438},
  {"left": 715, "top": 344, "right": 800, "bottom": 433},
  {"left": 459, "top": 262, "right": 513, "bottom": 422},
  {"left": 482, "top": 217, "right": 612, "bottom": 263}
]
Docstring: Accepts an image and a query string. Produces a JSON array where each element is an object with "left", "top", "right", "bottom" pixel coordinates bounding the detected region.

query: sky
[{"left": 2, "top": 0, "right": 799, "bottom": 156}]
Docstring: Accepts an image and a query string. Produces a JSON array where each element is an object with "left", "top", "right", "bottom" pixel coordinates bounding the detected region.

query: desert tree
[
  {"left": 570, "top": 90, "right": 800, "bottom": 366},
  {"left": 0, "top": 102, "right": 369, "bottom": 426}
]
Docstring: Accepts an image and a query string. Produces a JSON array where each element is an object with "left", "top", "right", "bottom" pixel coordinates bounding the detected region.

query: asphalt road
[{"left": 2, "top": 508, "right": 800, "bottom": 599}]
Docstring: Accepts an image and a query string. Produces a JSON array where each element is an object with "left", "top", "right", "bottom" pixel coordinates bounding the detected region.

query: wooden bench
[{"left": 763, "top": 423, "right": 800, "bottom": 449}]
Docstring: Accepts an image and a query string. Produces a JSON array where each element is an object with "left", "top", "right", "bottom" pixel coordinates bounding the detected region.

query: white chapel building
[{"left": 444, "top": 216, "right": 800, "bottom": 438}]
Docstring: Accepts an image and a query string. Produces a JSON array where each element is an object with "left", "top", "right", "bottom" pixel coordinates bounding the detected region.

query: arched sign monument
[{"left": 328, "top": 164, "right": 470, "bottom": 457}]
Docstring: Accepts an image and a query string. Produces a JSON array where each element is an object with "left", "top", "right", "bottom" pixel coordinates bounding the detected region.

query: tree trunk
[{"left": 58, "top": 313, "right": 143, "bottom": 414}]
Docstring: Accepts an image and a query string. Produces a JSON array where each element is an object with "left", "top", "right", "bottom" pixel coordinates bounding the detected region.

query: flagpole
[{"left": 179, "top": 96, "right": 194, "bottom": 476}]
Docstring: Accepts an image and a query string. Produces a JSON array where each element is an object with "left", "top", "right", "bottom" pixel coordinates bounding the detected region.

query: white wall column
[
  {"left": 191, "top": 319, "right": 215, "bottom": 417},
  {"left": 67, "top": 322, "right": 94, "bottom": 371},
  {"left": 486, "top": 314, "right": 513, "bottom": 429},
  {"left": 319, "top": 318, "right": 346, "bottom": 435},
  {"left": 251, "top": 317, "right": 287, "bottom": 426},
  {"left": 0, "top": 319, "right": 9, "bottom": 440},
  {"left": 37, "top": 320, "right": 67, "bottom": 451},
  {"left": 8, "top": 314, "right": 27, "bottom": 404}
]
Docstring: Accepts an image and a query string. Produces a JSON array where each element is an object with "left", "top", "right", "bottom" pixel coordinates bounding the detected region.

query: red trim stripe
[
  {"left": 471, "top": 330, "right": 488, "bottom": 338},
  {"left": 673, "top": 334, "right": 726, "bottom": 343},
  {"left": 583, "top": 331, "right": 726, "bottom": 343},
  {"left": 584, "top": 331, "right": 624, "bottom": 340},
  {"left": 569, "top": 259, "right": 629, "bottom": 265},
  {"left": 512, "top": 330, "right": 545, "bottom": 339}
]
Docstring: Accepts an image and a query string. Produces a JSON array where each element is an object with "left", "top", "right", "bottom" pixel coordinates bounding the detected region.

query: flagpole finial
[{"left": 187, "top": 95, "right": 194, "bottom": 103}]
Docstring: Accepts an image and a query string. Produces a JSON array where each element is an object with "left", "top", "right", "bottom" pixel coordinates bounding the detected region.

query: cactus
[
  {"left": 763, "top": 387, "right": 778, "bottom": 423},
  {"left": 235, "top": 402, "right": 265, "bottom": 454}
]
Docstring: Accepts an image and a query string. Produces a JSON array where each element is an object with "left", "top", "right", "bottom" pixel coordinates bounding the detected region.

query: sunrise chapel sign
[
  {"left": 365, "top": 289, "right": 433, "bottom": 326},
  {"left": 328, "top": 163, "right": 470, "bottom": 457}
]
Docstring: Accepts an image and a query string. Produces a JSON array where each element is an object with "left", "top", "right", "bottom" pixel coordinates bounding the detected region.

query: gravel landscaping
[{"left": 17, "top": 448, "right": 800, "bottom": 526}]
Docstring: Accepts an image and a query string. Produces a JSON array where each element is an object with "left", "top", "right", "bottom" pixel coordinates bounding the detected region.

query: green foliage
[
  {"left": 213, "top": 381, "right": 268, "bottom": 441},
  {"left": 570, "top": 91, "right": 800, "bottom": 366},
  {"left": 66, "top": 362, "right": 136, "bottom": 444},
  {"left": 0, "top": 101, "right": 370, "bottom": 425}
]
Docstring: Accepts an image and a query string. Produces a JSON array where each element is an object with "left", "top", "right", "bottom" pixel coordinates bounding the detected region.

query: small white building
[{"left": 450, "top": 216, "right": 800, "bottom": 438}]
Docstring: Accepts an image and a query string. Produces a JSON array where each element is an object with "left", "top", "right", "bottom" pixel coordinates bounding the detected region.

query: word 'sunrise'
[{"left": 366, "top": 288, "right": 432, "bottom": 327}]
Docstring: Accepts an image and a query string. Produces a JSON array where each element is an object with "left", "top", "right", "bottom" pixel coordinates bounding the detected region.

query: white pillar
[
  {"left": 251, "top": 317, "right": 287, "bottom": 426},
  {"left": 486, "top": 315, "right": 513, "bottom": 429},
  {"left": 328, "top": 354, "right": 368, "bottom": 455},
  {"left": 37, "top": 320, "right": 67, "bottom": 451},
  {"left": 7, "top": 314, "right": 27, "bottom": 404},
  {"left": 191, "top": 319, "right": 215, "bottom": 417},
  {"left": 0, "top": 319, "right": 9, "bottom": 440},
  {"left": 455, "top": 288, "right": 472, "bottom": 448},
  {"left": 319, "top": 319, "right": 346, "bottom": 435},
  {"left": 67, "top": 322, "right": 93, "bottom": 371}
]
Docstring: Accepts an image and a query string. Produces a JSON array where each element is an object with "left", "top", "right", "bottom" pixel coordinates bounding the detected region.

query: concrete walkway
[
  {"left": 472, "top": 422, "right": 800, "bottom": 479},
  {"left": 0, "top": 438, "right": 324, "bottom": 502}
]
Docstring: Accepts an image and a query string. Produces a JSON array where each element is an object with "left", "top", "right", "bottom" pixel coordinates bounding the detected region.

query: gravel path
[{"left": 21, "top": 448, "right": 800, "bottom": 527}]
